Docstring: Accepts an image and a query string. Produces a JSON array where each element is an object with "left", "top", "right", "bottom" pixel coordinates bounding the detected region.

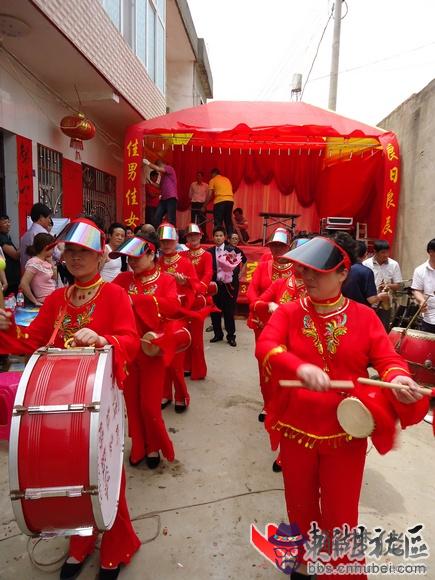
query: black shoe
[
  {"left": 145, "top": 453, "right": 161, "bottom": 469},
  {"left": 174, "top": 403, "right": 188, "bottom": 413},
  {"left": 98, "top": 567, "right": 121, "bottom": 580},
  {"left": 60, "top": 560, "right": 85, "bottom": 580},
  {"left": 210, "top": 335, "right": 223, "bottom": 343},
  {"left": 161, "top": 399, "right": 172, "bottom": 409},
  {"left": 184, "top": 371, "right": 191, "bottom": 377},
  {"left": 205, "top": 325, "right": 214, "bottom": 332},
  {"left": 258, "top": 409, "right": 266, "bottom": 422},
  {"left": 291, "top": 572, "right": 312, "bottom": 579},
  {"left": 272, "top": 460, "right": 282, "bottom": 473},
  {"left": 227, "top": 338, "right": 237, "bottom": 347}
]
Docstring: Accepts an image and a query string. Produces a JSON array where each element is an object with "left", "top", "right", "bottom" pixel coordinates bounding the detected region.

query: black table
[{"left": 259, "top": 212, "right": 300, "bottom": 245}]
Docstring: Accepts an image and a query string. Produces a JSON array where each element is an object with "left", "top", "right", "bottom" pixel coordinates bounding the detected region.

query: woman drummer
[
  {"left": 111, "top": 232, "right": 180, "bottom": 468},
  {"left": 0, "top": 218, "right": 140, "bottom": 580},
  {"left": 256, "top": 233, "right": 428, "bottom": 580}
]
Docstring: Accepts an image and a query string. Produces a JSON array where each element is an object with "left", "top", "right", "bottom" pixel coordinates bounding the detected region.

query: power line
[{"left": 301, "top": 5, "right": 334, "bottom": 99}]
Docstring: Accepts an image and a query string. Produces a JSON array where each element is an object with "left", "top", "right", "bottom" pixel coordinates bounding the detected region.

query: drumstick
[
  {"left": 357, "top": 377, "right": 432, "bottom": 396},
  {"left": 279, "top": 380, "right": 354, "bottom": 389}
]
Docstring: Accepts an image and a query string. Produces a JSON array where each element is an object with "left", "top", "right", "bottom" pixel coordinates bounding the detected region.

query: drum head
[
  {"left": 141, "top": 332, "right": 161, "bottom": 356},
  {"left": 337, "top": 397, "right": 375, "bottom": 438}
]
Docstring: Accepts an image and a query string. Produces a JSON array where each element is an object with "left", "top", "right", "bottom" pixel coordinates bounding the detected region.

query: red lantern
[{"left": 60, "top": 113, "right": 96, "bottom": 160}]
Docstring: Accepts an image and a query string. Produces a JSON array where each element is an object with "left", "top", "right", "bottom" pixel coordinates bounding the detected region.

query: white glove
[
  {"left": 268, "top": 302, "right": 279, "bottom": 314},
  {"left": 143, "top": 158, "right": 150, "bottom": 166}
]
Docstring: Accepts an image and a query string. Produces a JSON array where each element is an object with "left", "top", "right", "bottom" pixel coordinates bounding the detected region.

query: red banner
[
  {"left": 123, "top": 130, "right": 144, "bottom": 230},
  {"left": 16, "top": 136, "right": 34, "bottom": 236},
  {"left": 378, "top": 133, "right": 400, "bottom": 245},
  {"left": 62, "top": 159, "right": 83, "bottom": 219}
]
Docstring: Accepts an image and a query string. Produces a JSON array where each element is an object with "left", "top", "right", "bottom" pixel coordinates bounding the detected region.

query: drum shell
[
  {"left": 389, "top": 327, "right": 435, "bottom": 386},
  {"left": 9, "top": 347, "right": 124, "bottom": 537}
]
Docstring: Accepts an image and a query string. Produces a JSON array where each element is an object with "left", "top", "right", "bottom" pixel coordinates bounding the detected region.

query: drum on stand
[
  {"left": 389, "top": 327, "right": 435, "bottom": 386},
  {"left": 9, "top": 346, "right": 124, "bottom": 537}
]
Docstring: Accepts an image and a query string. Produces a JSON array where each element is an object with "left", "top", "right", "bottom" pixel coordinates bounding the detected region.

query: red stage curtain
[
  {"left": 62, "top": 159, "right": 83, "bottom": 219},
  {"left": 314, "top": 152, "right": 382, "bottom": 224}
]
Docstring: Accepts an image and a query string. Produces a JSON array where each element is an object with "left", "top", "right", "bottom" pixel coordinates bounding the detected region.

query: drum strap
[{"left": 46, "top": 306, "right": 67, "bottom": 347}]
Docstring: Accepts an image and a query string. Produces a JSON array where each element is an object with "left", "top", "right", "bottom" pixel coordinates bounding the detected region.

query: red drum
[
  {"left": 9, "top": 346, "right": 124, "bottom": 537},
  {"left": 141, "top": 327, "right": 191, "bottom": 357},
  {"left": 389, "top": 327, "right": 435, "bottom": 386}
]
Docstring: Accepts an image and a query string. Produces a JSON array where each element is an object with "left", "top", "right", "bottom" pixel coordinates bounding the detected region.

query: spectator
[
  {"left": 20, "top": 202, "right": 52, "bottom": 269},
  {"left": 145, "top": 170, "right": 161, "bottom": 225},
  {"left": 342, "top": 239, "right": 390, "bottom": 308},
  {"left": 232, "top": 207, "right": 249, "bottom": 242},
  {"left": 363, "top": 239, "right": 402, "bottom": 331},
  {"left": 188, "top": 171, "right": 208, "bottom": 231},
  {"left": 20, "top": 232, "right": 56, "bottom": 305},
  {"left": 0, "top": 214, "right": 21, "bottom": 295},
  {"left": 207, "top": 168, "right": 234, "bottom": 236},
  {"left": 207, "top": 226, "right": 247, "bottom": 347},
  {"left": 101, "top": 223, "right": 126, "bottom": 282},
  {"left": 125, "top": 226, "right": 134, "bottom": 239},
  {"left": 229, "top": 232, "right": 248, "bottom": 279},
  {"left": 411, "top": 238, "right": 435, "bottom": 334},
  {"left": 143, "top": 158, "right": 178, "bottom": 226}
]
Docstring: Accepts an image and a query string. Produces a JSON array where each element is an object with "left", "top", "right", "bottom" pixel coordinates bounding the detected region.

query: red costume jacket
[
  {"left": 247, "top": 258, "right": 294, "bottom": 303},
  {"left": 0, "top": 283, "right": 138, "bottom": 386},
  {"left": 183, "top": 247, "right": 213, "bottom": 297},
  {"left": 159, "top": 252, "right": 200, "bottom": 308},
  {"left": 256, "top": 296, "right": 428, "bottom": 454},
  {"left": 249, "top": 274, "right": 305, "bottom": 331}
]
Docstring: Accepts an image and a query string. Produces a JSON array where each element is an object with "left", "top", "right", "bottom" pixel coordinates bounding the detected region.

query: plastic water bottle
[
  {"left": 16, "top": 289, "right": 25, "bottom": 308},
  {"left": 9, "top": 294, "right": 17, "bottom": 311},
  {"left": 4, "top": 295, "right": 12, "bottom": 310}
]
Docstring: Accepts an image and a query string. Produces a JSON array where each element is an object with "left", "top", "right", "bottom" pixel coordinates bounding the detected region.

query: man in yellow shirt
[{"left": 207, "top": 168, "right": 234, "bottom": 237}]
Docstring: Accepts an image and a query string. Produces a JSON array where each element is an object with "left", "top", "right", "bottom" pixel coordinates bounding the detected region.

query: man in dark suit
[{"left": 207, "top": 226, "right": 247, "bottom": 347}]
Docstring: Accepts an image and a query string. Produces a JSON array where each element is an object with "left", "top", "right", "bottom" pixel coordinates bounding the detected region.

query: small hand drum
[{"left": 337, "top": 397, "right": 375, "bottom": 438}]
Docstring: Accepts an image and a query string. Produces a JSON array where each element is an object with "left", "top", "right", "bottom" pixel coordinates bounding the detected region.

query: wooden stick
[
  {"left": 357, "top": 377, "right": 433, "bottom": 396},
  {"left": 279, "top": 380, "right": 354, "bottom": 389}
]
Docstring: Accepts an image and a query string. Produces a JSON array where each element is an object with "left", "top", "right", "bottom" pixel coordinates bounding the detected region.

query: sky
[{"left": 187, "top": 0, "right": 435, "bottom": 126}]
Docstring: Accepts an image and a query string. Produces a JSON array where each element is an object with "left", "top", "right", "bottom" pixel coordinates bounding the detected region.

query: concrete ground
[{"left": 0, "top": 321, "right": 434, "bottom": 579}]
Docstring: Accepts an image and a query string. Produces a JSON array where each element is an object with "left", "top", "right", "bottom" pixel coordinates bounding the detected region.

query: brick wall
[{"left": 32, "top": 0, "right": 166, "bottom": 120}]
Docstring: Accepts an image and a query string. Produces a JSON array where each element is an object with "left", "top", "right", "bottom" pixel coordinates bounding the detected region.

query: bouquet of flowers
[{"left": 216, "top": 250, "right": 242, "bottom": 283}]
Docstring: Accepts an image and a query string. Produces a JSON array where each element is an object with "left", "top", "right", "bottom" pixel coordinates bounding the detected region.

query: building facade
[
  {"left": 0, "top": 0, "right": 212, "bottom": 242},
  {"left": 379, "top": 78, "right": 435, "bottom": 278}
]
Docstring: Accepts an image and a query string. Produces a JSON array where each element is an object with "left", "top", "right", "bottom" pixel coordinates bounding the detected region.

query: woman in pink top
[{"left": 21, "top": 232, "right": 56, "bottom": 306}]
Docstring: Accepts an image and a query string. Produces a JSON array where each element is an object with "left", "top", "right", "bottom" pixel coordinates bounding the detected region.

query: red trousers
[
  {"left": 69, "top": 469, "right": 140, "bottom": 568},
  {"left": 281, "top": 436, "right": 368, "bottom": 580},
  {"left": 184, "top": 317, "right": 207, "bottom": 380},
  {"left": 124, "top": 356, "right": 174, "bottom": 463},
  {"left": 164, "top": 351, "right": 190, "bottom": 405}
]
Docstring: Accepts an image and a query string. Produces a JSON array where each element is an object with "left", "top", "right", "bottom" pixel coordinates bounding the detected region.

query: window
[
  {"left": 37, "top": 144, "right": 62, "bottom": 217},
  {"left": 102, "top": 0, "right": 121, "bottom": 30},
  {"left": 101, "top": 0, "right": 166, "bottom": 94},
  {"left": 82, "top": 164, "right": 116, "bottom": 233}
]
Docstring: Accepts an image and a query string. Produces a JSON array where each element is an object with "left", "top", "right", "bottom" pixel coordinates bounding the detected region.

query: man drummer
[{"left": 411, "top": 238, "right": 435, "bottom": 334}]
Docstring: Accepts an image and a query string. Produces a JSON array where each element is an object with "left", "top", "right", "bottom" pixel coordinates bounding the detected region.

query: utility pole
[{"left": 328, "top": 0, "right": 342, "bottom": 111}]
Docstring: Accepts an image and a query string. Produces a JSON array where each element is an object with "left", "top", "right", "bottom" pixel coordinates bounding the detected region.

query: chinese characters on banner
[
  {"left": 16, "top": 136, "right": 34, "bottom": 236},
  {"left": 378, "top": 133, "right": 400, "bottom": 245},
  {"left": 123, "top": 131, "right": 144, "bottom": 230}
]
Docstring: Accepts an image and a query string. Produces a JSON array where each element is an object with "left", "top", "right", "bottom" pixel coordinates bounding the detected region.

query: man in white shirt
[
  {"left": 20, "top": 203, "right": 52, "bottom": 270},
  {"left": 188, "top": 171, "right": 208, "bottom": 233},
  {"left": 363, "top": 239, "right": 402, "bottom": 331},
  {"left": 411, "top": 238, "right": 435, "bottom": 334}
]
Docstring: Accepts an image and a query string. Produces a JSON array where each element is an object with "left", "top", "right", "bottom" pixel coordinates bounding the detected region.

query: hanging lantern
[{"left": 60, "top": 113, "right": 96, "bottom": 160}]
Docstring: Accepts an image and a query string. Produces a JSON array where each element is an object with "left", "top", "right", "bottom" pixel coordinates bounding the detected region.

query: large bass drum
[
  {"left": 389, "top": 327, "right": 435, "bottom": 386},
  {"left": 9, "top": 346, "right": 124, "bottom": 537}
]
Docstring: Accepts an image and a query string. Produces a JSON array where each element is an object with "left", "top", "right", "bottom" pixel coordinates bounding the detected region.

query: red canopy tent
[{"left": 123, "top": 101, "right": 400, "bottom": 244}]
